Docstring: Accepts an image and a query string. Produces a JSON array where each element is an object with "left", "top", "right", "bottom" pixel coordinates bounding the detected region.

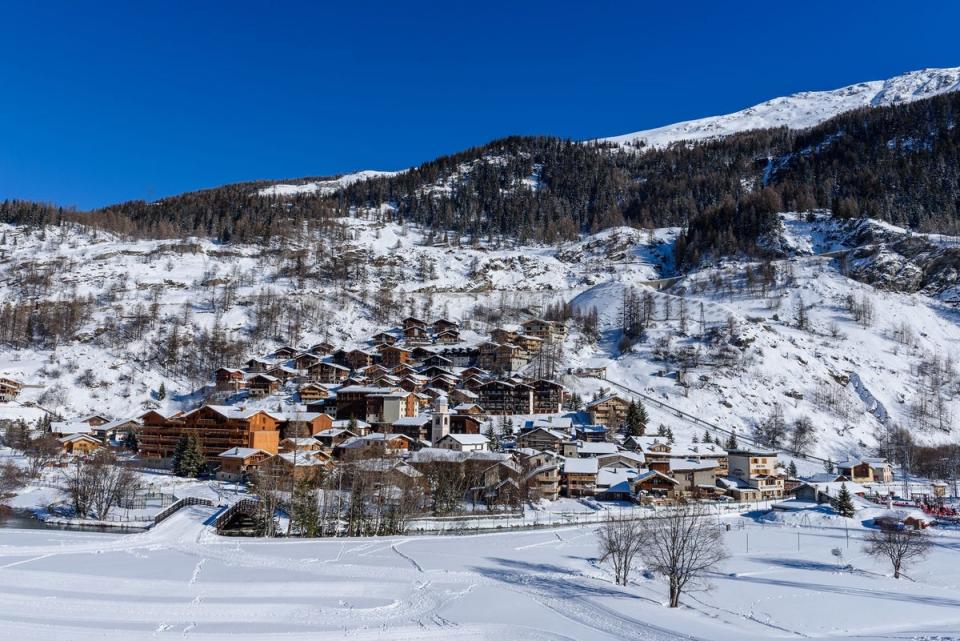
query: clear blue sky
[{"left": 1, "top": 1, "right": 957, "bottom": 210}]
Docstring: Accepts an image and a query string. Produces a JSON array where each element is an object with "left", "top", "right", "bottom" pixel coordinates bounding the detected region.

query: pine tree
[
  {"left": 126, "top": 429, "right": 139, "bottom": 452},
  {"left": 173, "top": 432, "right": 206, "bottom": 478},
  {"left": 702, "top": 429, "right": 712, "bottom": 444},
  {"left": 623, "top": 401, "right": 646, "bottom": 437},
  {"left": 725, "top": 431, "right": 739, "bottom": 450},
  {"left": 787, "top": 460, "right": 798, "bottom": 477},
  {"left": 834, "top": 483, "right": 855, "bottom": 517},
  {"left": 824, "top": 457, "right": 835, "bottom": 474},
  {"left": 484, "top": 423, "right": 500, "bottom": 451},
  {"left": 157, "top": 382, "right": 166, "bottom": 401}
]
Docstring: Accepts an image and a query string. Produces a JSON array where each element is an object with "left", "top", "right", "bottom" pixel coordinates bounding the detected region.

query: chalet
[
  {"left": 530, "top": 379, "right": 566, "bottom": 414},
  {"left": 298, "top": 382, "right": 331, "bottom": 403},
  {"left": 331, "top": 349, "right": 352, "bottom": 368},
  {"left": 308, "top": 341, "right": 336, "bottom": 355},
  {"left": 435, "top": 433, "right": 489, "bottom": 453},
  {"left": 307, "top": 361, "right": 350, "bottom": 384},
  {"left": 402, "top": 317, "right": 428, "bottom": 331},
  {"left": 478, "top": 460, "right": 522, "bottom": 507},
  {"left": 265, "top": 365, "right": 299, "bottom": 382},
  {"left": 370, "top": 331, "right": 398, "bottom": 346},
  {"left": 562, "top": 457, "right": 599, "bottom": 497},
  {"left": 392, "top": 415, "right": 432, "bottom": 441},
  {"left": 517, "top": 427, "right": 569, "bottom": 453},
  {"left": 517, "top": 450, "right": 562, "bottom": 500},
  {"left": 314, "top": 427, "right": 358, "bottom": 450},
  {"left": 461, "top": 376, "right": 486, "bottom": 391},
  {"left": 410, "top": 346, "right": 437, "bottom": 362},
  {"left": 632, "top": 469, "right": 680, "bottom": 504},
  {"left": 347, "top": 349, "right": 377, "bottom": 370},
  {"left": 379, "top": 345, "right": 413, "bottom": 369},
  {"left": 279, "top": 437, "right": 323, "bottom": 452},
  {"left": 835, "top": 457, "right": 894, "bottom": 484},
  {"left": 292, "top": 352, "right": 321, "bottom": 370},
  {"left": 50, "top": 421, "right": 94, "bottom": 438},
  {"left": 0, "top": 376, "right": 23, "bottom": 402},
  {"left": 490, "top": 328, "right": 518, "bottom": 344},
  {"left": 366, "top": 390, "right": 419, "bottom": 425},
  {"left": 139, "top": 405, "right": 283, "bottom": 462},
  {"left": 265, "top": 450, "right": 330, "bottom": 482},
  {"left": 214, "top": 368, "right": 246, "bottom": 392},
  {"left": 336, "top": 385, "right": 402, "bottom": 420},
  {"left": 392, "top": 363, "right": 418, "bottom": 376},
  {"left": 574, "top": 424, "right": 608, "bottom": 443},
  {"left": 477, "top": 380, "right": 534, "bottom": 415},
  {"left": 398, "top": 377, "right": 424, "bottom": 393},
  {"left": 434, "top": 330, "right": 461, "bottom": 345},
  {"left": 428, "top": 375, "right": 456, "bottom": 392},
  {"left": 281, "top": 411, "right": 334, "bottom": 437},
  {"left": 272, "top": 346, "right": 298, "bottom": 360},
  {"left": 521, "top": 318, "right": 567, "bottom": 342},
  {"left": 669, "top": 458, "right": 719, "bottom": 497},
  {"left": 596, "top": 466, "right": 639, "bottom": 500},
  {"left": 439, "top": 347, "right": 478, "bottom": 367},
  {"left": 585, "top": 394, "right": 631, "bottom": 428},
  {"left": 727, "top": 448, "right": 784, "bottom": 500},
  {"left": 513, "top": 334, "right": 543, "bottom": 353},
  {"left": 216, "top": 447, "right": 271, "bottom": 482},
  {"left": 570, "top": 441, "right": 619, "bottom": 458},
  {"left": 335, "top": 432, "right": 415, "bottom": 458},
  {"left": 422, "top": 354, "right": 454, "bottom": 368},
  {"left": 246, "top": 373, "right": 281, "bottom": 397},
  {"left": 450, "top": 413, "right": 483, "bottom": 435},
  {"left": 452, "top": 402, "right": 483, "bottom": 415},
  {"left": 479, "top": 342, "right": 529, "bottom": 373},
  {"left": 403, "top": 325, "right": 430, "bottom": 344},
  {"left": 58, "top": 433, "right": 103, "bottom": 456},
  {"left": 449, "top": 388, "right": 480, "bottom": 406},
  {"left": 244, "top": 358, "right": 274, "bottom": 373},
  {"left": 432, "top": 318, "right": 459, "bottom": 334}
]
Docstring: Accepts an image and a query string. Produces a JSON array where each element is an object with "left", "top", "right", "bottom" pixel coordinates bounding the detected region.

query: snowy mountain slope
[
  {"left": 603, "top": 66, "right": 960, "bottom": 149},
  {"left": 1, "top": 211, "right": 958, "bottom": 461},
  {"left": 256, "top": 169, "right": 402, "bottom": 197}
]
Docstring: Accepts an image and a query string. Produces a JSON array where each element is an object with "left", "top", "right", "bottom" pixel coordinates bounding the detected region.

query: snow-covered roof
[
  {"left": 669, "top": 458, "right": 719, "bottom": 472},
  {"left": 219, "top": 447, "right": 267, "bottom": 459},
  {"left": 563, "top": 457, "right": 599, "bottom": 474},
  {"left": 575, "top": 442, "right": 619, "bottom": 456},
  {"left": 441, "top": 433, "right": 489, "bottom": 446}
]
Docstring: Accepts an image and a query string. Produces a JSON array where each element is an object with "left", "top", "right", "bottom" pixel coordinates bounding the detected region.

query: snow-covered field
[{"left": 0, "top": 506, "right": 958, "bottom": 640}]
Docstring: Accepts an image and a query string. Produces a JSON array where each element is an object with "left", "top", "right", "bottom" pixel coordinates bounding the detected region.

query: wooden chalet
[
  {"left": 379, "top": 345, "right": 412, "bottom": 368},
  {"left": 214, "top": 368, "right": 246, "bottom": 392},
  {"left": 531, "top": 379, "right": 566, "bottom": 414},
  {"left": 0, "top": 376, "right": 23, "bottom": 402},
  {"left": 216, "top": 447, "right": 272, "bottom": 482},
  {"left": 138, "top": 405, "right": 282, "bottom": 462},
  {"left": 307, "top": 361, "right": 350, "bottom": 384},
  {"left": 247, "top": 373, "right": 281, "bottom": 396},
  {"left": 585, "top": 394, "right": 631, "bottom": 428},
  {"left": 298, "top": 382, "right": 330, "bottom": 403},
  {"left": 477, "top": 379, "right": 534, "bottom": 415}
]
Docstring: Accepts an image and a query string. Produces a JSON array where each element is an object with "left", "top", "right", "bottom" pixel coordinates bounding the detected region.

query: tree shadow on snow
[{"left": 471, "top": 557, "right": 638, "bottom": 600}]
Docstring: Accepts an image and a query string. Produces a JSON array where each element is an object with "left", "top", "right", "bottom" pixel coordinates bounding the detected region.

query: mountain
[{"left": 602, "top": 66, "right": 960, "bottom": 149}]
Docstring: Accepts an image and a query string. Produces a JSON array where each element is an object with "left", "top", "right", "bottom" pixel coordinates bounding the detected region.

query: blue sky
[{"left": 1, "top": 1, "right": 957, "bottom": 209}]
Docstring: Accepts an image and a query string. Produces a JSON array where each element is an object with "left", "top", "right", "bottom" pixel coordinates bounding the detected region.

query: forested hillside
[{"left": 4, "top": 91, "right": 960, "bottom": 267}]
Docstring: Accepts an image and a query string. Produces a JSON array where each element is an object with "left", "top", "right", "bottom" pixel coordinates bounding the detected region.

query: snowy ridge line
[{"left": 596, "top": 377, "right": 830, "bottom": 464}]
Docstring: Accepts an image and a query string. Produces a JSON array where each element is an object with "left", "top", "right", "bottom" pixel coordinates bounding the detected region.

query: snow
[
  {"left": 255, "top": 170, "right": 402, "bottom": 197},
  {"left": 0, "top": 504, "right": 959, "bottom": 639},
  {"left": 603, "top": 67, "right": 960, "bottom": 149}
]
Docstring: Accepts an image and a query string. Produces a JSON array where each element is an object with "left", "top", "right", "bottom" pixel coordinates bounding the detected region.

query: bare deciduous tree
[
  {"left": 598, "top": 517, "right": 645, "bottom": 586},
  {"left": 61, "top": 451, "right": 139, "bottom": 520},
  {"left": 863, "top": 524, "right": 931, "bottom": 579},
  {"left": 638, "top": 504, "right": 729, "bottom": 607}
]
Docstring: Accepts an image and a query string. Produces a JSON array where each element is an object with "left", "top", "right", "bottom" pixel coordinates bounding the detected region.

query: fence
[
  {"left": 404, "top": 499, "right": 771, "bottom": 536},
  {"left": 153, "top": 496, "right": 214, "bottom": 525},
  {"left": 214, "top": 498, "right": 259, "bottom": 533}
]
